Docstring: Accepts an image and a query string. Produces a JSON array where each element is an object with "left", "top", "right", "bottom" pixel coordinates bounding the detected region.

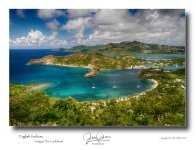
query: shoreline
[
  {"left": 134, "top": 79, "right": 158, "bottom": 98},
  {"left": 28, "top": 83, "right": 53, "bottom": 91},
  {"left": 27, "top": 62, "right": 159, "bottom": 101},
  {"left": 28, "top": 62, "right": 146, "bottom": 78},
  {"left": 116, "top": 79, "right": 158, "bottom": 102},
  {"left": 24, "top": 78, "right": 159, "bottom": 104},
  {"left": 90, "top": 79, "right": 159, "bottom": 104},
  {"left": 27, "top": 62, "right": 97, "bottom": 77},
  {"left": 51, "top": 64, "right": 98, "bottom": 77}
]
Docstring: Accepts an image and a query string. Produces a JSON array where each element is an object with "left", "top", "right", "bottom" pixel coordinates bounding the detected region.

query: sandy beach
[
  {"left": 134, "top": 79, "right": 158, "bottom": 97},
  {"left": 149, "top": 79, "right": 159, "bottom": 90},
  {"left": 29, "top": 83, "right": 53, "bottom": 91},
  {"left": 27, "top": 60, "right": 159, "bottom": 101},
  {"left": 117, "top": 79, "right": 158, "bottom": 102},
  {"left": 90, "top": 79, "right": 159, "bottom": 104}
]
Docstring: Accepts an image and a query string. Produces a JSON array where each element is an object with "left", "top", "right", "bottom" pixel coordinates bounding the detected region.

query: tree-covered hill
[
  {"left": 27, "top": 52, "right": 145, "bottom": 77},
  {"left": 10, "top": 66, "right": 186, "bottom": 126},
  {"left": 61, "top": 41, "right": 185, "bottom": 54}
]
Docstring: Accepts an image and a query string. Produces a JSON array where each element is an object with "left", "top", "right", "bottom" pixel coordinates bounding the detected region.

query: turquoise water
[
  {"left": 10, "top": 49, "right": 154, "bottom": 101},
  {"left": 45, "top": 69, "right": 153, "bottom": 100},
  {"left": 143, "top": 63, "right": 185, "bottom": 70},
  {"left": 132, "top": 54, "right": 185, "bottom": 60},
  {"left": 105, "top": 53, "right": 185, "bottom": 60}
]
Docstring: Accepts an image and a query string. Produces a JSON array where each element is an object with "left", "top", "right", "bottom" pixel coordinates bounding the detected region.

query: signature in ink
[{"left": 83, "top": 131, "right": 111, "bottom": 145}]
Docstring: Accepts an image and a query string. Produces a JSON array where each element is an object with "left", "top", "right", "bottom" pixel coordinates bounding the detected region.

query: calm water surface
[
  {"left": 10, "top": 49, "right": 153, "bottom": 101},
  {"left": 132, "top": 54, "right": 185, "bottom": 60}
]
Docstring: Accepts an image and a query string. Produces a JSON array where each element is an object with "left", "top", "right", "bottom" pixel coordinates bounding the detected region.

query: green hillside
[
  {"left": 61, "top": 41, "right": 185, "bottom": 54},
  {"left": 28, "top": 52, "right": 145, "bottom": 77}
]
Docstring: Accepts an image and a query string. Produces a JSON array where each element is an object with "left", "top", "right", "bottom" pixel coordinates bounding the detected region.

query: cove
[
  {"left": 44, "top": 68, "right": 154, "bottom": 101},
  {"left": 10, "top": 49, "right": 154, "bottom": 101}
]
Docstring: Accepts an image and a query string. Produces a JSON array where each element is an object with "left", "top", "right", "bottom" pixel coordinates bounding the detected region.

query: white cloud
[
  {"left": 11, "top": 9, "right": 185, "bottom": 48},
  {"left": 62, "top": 17, "right": 92, "bottom": 39},
  {"left": 10, "top": 30, "right": 46, "bottom": 47},
  {"left": 37, "top": 9, "right": 65, "bottom": 19},
  {"left": 47, "top": 31, "right": 58, "bottom": 40},
  {"left": 49, "top": 39, "right": 68, "bottom": 46},
  {"left": 46, "top": 19, "right": 60, "bottom": 31},
  {"left": 50, "top": 9, "right": 185, "bottom": 46},
  {"left": 93, "top": 9, "right": 130, "bottom": 25},
  {"left": 67, "top": 9, "right": 97, "bottom": 18},
  {"left": 16, "top": 9, "right": 25, "bottom": 18},
  {"left": 76, "top": 9, "right": 186, "bottom": 46},
  {"left": 27, "top": 30, "right": 45, "bottom": 40},
  {"left": 62, "top": 17, "right": 91, "bottom": 31},
  {"left": 10, "top": 30, "right": 67, "bottom": 48}
]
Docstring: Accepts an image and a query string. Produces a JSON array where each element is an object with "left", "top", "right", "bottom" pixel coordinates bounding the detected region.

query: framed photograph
[{"left": 9, "top": 9, "right": 186, "bottom": 127}]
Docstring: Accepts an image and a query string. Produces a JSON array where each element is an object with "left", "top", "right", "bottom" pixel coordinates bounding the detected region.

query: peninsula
[{"left": 27, "top": 52, "right": 145, "bottom": 77}]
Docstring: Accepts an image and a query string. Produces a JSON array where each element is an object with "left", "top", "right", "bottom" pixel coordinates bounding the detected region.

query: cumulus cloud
[
  {"left": 11, "top": 9, "right": 185, "bottom": 48},
  {"left": 37, "top": 9, "right": 65, "bottom": 19},
  {"left": 62, "top": 17, "right": 91, "bottom": 31},
  {"left": 10, "top": 30, "right": 67, "bottom": 48},
  {"left": 93, "top": 9, "right": 130, "bottom": 25},
  {"left": 63, "top": 9, "right": 185, "bottom": 46},
  {"left": 67, "top": 9, "right": 98, "bottom": 18},
  {"left": 47, "top": 31, "right": 58, "bottom": 40},
  {"left": 10, "top": 30, "right": 46, "bottom": 46},
  {"left": 62, "top": 17, "right": 92, "bottom": 39},
  {"left": 46, "top": 19, "right": 61, "bottom": 31},
  {"left": 27, "top": 30, "right": 46, "bottom": 43},
  {"left": 16, "top": 9, "right": 25, "bottom": 18}
]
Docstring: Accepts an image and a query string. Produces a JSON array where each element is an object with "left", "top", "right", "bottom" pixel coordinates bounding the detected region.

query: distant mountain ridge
[{"left": 59, "top": 41, "right": 185, "bottom": 54}]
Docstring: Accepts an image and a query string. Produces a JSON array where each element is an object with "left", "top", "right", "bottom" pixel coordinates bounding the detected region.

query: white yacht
[{"left": 92, "top": 83, "right": 95, "bottom": 89}]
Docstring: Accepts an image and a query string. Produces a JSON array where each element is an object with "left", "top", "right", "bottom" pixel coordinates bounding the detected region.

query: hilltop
[{"left": 59, "top": 41, "right": 185, "bottom": 54}]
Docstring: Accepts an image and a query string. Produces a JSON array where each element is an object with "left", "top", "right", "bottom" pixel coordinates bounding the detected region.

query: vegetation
[
  {"left": 147, "top": 58, "right": 185, "bottom": 67},
  {"left": 27, "top": 52, "right": 185, "bottom": 78},
  {"left": 10, "top": 67, "right": 185, "bottom": 126},
  {"left": 61, "top": 41, "right": 185, "bottom": 54},
  {"left": 56, "top": 47, "right": 67, "bottom": 51},
  {"left": 28, "top": 52, "right": 145, "bottom": 76},
  {"left": 11, "top": 43, "right": 186, "bottom": 126}
]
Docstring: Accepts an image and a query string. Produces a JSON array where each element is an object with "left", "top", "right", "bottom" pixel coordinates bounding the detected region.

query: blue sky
[{"left": 10, "top": 9, "right": 185, "bottom": 49}]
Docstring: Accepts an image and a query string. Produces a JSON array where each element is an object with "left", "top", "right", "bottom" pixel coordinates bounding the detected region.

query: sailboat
[
  {"left": 137, "top": 85, "right": 141, "bottom": 88},
  {"left": 92, "top": 83, "right": 95, "bottom": 89},
  {"left": 112, "top": 85, "right": 117, "bottom": 88}
]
